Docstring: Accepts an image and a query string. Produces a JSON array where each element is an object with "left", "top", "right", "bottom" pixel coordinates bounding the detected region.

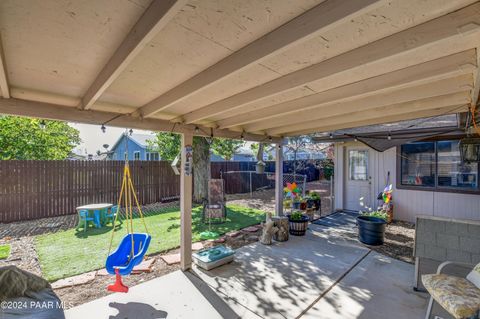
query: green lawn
[
  {"left": 0, "top": 244, "right": 10, "bottom": 259},
  {"left": 35, "top": 204, "right": 265, "bottom": 281}
]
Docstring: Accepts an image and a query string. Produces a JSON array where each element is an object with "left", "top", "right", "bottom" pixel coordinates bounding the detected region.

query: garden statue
[{"left": 260, "top": 213, "right": 278, "bottom": 245}]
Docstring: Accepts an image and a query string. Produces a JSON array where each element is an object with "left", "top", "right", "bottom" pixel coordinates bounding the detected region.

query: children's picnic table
[{"left": 76, "top": 203, "right": 113, "bottom": 228}]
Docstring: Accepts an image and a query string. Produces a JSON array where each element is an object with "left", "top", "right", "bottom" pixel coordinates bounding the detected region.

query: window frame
[
  {"left": 348, "top": 149, "right": 369, "bottom": 181},
  {"left": 133, "top": 151, "right": 141, "bottom": 161},
  {"left": 396, "top": 139, "right": 480, "bottom": 194}
]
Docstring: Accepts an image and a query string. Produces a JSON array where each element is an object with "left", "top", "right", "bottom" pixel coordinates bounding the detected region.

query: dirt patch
[
  {"left": 372, "top": 220, "right": 415, "bottom": 264},
  {"left": 338, "top": 219, "right": 415, "bottom": 263}
]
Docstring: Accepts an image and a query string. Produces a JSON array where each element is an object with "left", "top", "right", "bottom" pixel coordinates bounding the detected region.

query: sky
[{"left": 69, "top": 123, "right": 151, "bottom": 155}]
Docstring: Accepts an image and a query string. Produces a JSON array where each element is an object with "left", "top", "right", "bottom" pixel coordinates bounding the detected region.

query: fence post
[
  {"left": 275, "top": 141, "right": 284, "bottom": 216},
  {"left": 249, "top": 171, "right": 253, "bottom": 198}
]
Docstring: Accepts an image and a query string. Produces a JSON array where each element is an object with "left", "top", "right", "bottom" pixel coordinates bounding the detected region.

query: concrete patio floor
[{"left": 66, "top": 214, "right": 428, "bottom": 319}]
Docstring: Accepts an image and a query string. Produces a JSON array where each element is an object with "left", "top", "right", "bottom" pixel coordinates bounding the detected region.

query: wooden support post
[
  {"left": 275, "top": 141, "right": 284, "bottom": 216},
  {"left": 180, "top": 132, "right": 193, "bottom": 271}
]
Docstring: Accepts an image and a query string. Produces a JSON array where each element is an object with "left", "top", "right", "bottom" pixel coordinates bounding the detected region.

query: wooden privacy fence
[
  {"left": 0, "top": 159, "right": 327, "bottom": 223},
  {"left": 0, "top": 161, "right": 180, "bottom": 223}
]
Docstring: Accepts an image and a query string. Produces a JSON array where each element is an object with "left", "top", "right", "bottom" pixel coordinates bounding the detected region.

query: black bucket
[{"left": 356, "top": 216, "right": 386, "bottom": 245}]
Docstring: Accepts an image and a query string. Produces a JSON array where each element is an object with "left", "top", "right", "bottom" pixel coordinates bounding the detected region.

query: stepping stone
[
  {"left": 132, "top": 258, "right": 155, "bottom": 273},
  {"left": 192, "top": 242, "right": 204, "bottom": 251},
  {"left": 97, "top": 268, "right": 109, "bottom": 276},
  {"left": 51, "top": 271, "right": 96, "bottom": 289},
  {"left": 242, "top": 226, "right": 258, "bottom": 233},
  {"left": 226, "top": 231, "right": 241, "bottom": 238},
  {"left": 161, "top": 253, "right": 181, "bottom": 265},
  {"left": 214, "top": 237, "right": 226, "bottom": 243}
]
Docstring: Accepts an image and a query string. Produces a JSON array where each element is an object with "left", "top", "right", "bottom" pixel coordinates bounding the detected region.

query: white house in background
[{"left": 314, "top": 114, "right": 480, "bottom": 223}]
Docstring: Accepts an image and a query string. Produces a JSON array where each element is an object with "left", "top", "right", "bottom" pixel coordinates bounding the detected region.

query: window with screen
[
  {"left": 400, "top": 142, "right": 435, "bottom": 187},
  {"left": 437, "top": 140, "right": 478, "bottom": 189},
  {"left": 134, "top": 151, "right": 140, "bottom": 160},
  {"left": 348, "top": 150, "right": 368, "bottom": 181},
  {"left": 400, "top": 140, "right": 479, "bottom": 191}
]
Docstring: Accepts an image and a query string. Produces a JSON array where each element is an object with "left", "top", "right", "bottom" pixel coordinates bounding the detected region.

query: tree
[
  {"left": 285, "top": 136, "right": 311, "bottom": 176},
  {"left": 148, "top": 132, "right": 181, "bottom": 161},
  {"left": 250, "top": 142, "right": 267, "bottom": 162},
  {"left": 211, "top": 138, "right": 244, "bottom": 160},
  {"left": 149, "top": 132, "right": 210, "bottom": 203},
  {"left": 0, "top": 116, "right": 81, "bottom": 160}
]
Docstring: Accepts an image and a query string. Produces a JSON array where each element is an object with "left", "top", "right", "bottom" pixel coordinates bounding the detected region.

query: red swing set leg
[{"left": 107, "top": 269, "right": 129, "bottom": 293}]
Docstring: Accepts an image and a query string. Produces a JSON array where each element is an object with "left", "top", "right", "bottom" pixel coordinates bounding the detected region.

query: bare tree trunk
[
  {"left": 193, "top": 137, "right": 210, "bottom": 203},
  {"left": 256, "top": 143, "right": 265, "bottom": 162}
]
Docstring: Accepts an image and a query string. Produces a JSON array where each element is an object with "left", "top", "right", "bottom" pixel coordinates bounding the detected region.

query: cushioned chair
[
  {"left": 203, "top": 179, "right": 227, "bottom": 224},
  {"left": 422, "top": 261, "right": 480, "bottom": 319}
]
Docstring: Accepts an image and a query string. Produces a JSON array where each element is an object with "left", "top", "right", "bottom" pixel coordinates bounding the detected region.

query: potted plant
[
  {"left": 299, "top": 197, "right": 307, "bottom": 210},
  {"left": 357, "top": 211, "right": 387, "bottom": 245},
  {"left": 305, "top": 196, "right": 314, "bottom": 209},
  {"left": 255, "top": 160, "right": 266, "bottom": 174},
  {"left": 287, "top": 211, "right": 309, "bottom": 236},
  {"left": 283, "top": 199, "right": 292, "bottom": 209},
  {"left": 292, "top": 197, "right": 301, "bottom": 210},
  {"left": 310, "top": 192, "right": 321, "bottom": 211}
]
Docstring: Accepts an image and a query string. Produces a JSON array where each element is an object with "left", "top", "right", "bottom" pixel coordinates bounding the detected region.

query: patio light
[
  {"left": 329, "top": 133, "right": 333, "bottom": 139},
  {"left": 194, "top": 126, "right": 199, "bottom": 134},
  {"left": 129, "top": 129, "right": 133, "bottom": 136},
  {"left": 39, "top": 120, "right": 46, "bottom": 130},
  {"left": 240, "top": 132, "right": 245, "bottom": 141},
  {"left": 101, "top": 124, "right": 106, "bottom": 133},
  {"left": 388, "top": 133, "right": 392, "bottom": 140}
]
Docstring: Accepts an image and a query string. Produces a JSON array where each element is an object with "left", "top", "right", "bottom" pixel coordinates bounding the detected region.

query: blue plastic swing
[{"left": 106, "top": 233, "right": 151, "bottom": 276}]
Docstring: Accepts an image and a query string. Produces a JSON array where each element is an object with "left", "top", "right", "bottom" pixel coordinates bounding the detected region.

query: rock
[
  {"left": 191, "top": 242, "right": 204, "bottom": 251},
  {"left": 160, "top": 253, "right": 181, "bottom": 265},
  {"left": 132, "top": 258, "right": 156, "bottom": 274},
  {"left": 247, "top": 235, "right": 259, "bottom": 242},
  {"left": 97, "top": 268, "right": 109, "bottom": 276},
  {"left": 226, "top": 231, "right": 241, "bottom": 238},
  {"left": 51, "top": 271, "right": 96, "bottom": 289},
  {"left": 242, "top": 226, "right": 258, "bottom": 233},
  {"left": 213, "top": 237, "right": 226, "bottom": 243}
]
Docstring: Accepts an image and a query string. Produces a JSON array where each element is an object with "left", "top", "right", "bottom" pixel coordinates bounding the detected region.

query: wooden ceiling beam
[
  {"left": 0, "top": 32, "right": 10, "bottom": 98},
  {"left": 284, "top": 104, "right": 469, "bottom": 137},
  {"left": 245, "top": 74, "right": 473, "bottom": 132},
  {"left": 179, "top": 3, "right": 480, "bottom": 124},
  {"left": 268, "top": 92, "right": 471, "bottom": 136},
  {"left": 217, "top": 50, "right": 477, "bottom": 129},
  {"left": 80, "top": 0, "right": 187, "bottom": 110},
  {"left": 137, "top": 0, "right": 384, "bottom": 118},
  {"left": 0, "top": 98, "right": 276, "bottom": 142}
]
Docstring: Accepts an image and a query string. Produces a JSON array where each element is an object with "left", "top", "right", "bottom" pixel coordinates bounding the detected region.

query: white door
[{"left": 345, "top": 148, "right": 373, "bottom": 211}]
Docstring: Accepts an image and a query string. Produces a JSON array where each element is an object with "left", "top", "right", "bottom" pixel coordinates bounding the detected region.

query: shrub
[{"left": 361, "top": 210, "right": 387, "bottom": 221}]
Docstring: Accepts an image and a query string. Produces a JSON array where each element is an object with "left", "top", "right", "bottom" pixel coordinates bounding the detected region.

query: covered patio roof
[{"left": 0, "top": 0, "right": 479, "bottom": 140}]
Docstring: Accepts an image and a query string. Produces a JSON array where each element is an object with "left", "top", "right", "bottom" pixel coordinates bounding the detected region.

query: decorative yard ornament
[
  {"left": 284, "top": 182, "right": 300, "bottom": 200},
  {"left": 382, "top": 184, "right": 393, "bottom": 204}
]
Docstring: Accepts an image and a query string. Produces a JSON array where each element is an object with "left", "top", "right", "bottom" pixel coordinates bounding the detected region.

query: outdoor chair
[
  {"left": 203, "top": 179, "right": 227, "bottom": 224},
  {"left": 76, "top": 209, "right": 95, "bottom": 232},
  {"left": 422, "top": 261, "right": 480, "bottom": 319},
  {"left": 105, "top": 205, "right": 120, "bottom": 226}
]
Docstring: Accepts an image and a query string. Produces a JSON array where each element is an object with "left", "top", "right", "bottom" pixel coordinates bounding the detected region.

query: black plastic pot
[
  {"left": 313, "top": 199, "right": 321, "bottom": 212},
  {"left": 306, "top": 199, "right": 314, "bottom": 209},
  {"left": 292, "top": 202, "right": 301, "bottom": 210},
  {"left": 287, "top": 215, "right": 309, "bottom": 236},
  {"left": 357, "top": 216, "right": 386, "bottom": 245}
]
